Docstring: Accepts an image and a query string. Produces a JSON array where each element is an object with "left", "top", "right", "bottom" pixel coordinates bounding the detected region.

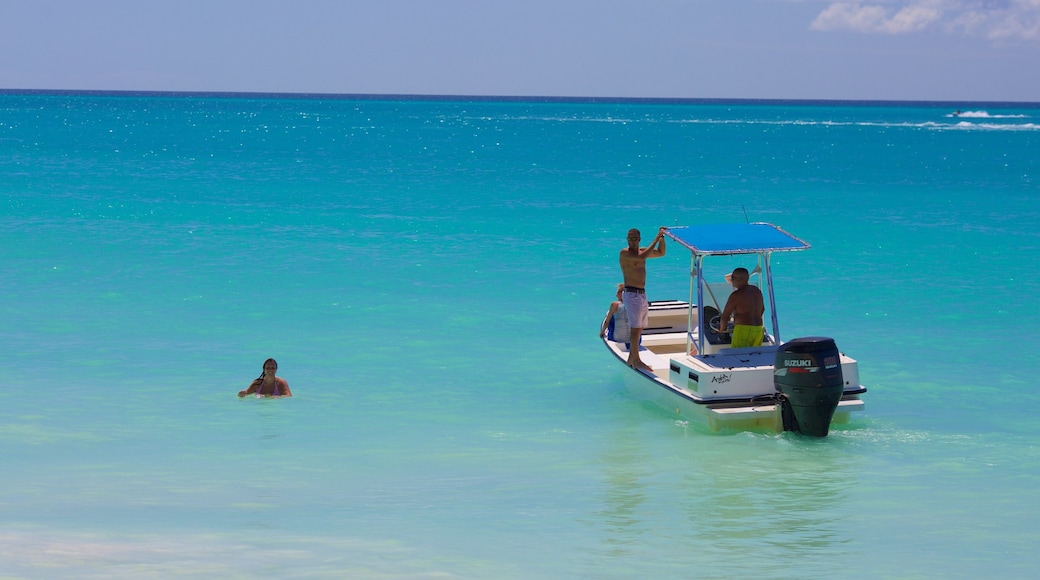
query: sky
[{"left": 1, "top": 0, "right": 1037, "bottom": 102}]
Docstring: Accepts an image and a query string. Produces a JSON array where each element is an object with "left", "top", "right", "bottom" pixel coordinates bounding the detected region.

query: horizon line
[{"left": 2, "top": 88, "right": 1038, "bottom": 108}]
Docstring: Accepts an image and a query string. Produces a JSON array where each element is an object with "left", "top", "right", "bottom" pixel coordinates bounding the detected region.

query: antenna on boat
[{"left": 741, "top": 205, "right": 749, "bottom": 223}]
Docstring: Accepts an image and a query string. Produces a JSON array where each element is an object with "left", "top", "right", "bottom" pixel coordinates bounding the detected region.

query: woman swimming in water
[{"left": 237, "top": 358, "right": 293, "bottom": 398}]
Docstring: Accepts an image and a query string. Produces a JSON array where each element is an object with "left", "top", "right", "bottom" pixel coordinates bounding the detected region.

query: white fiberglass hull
[{"left": 602, "top": 333, "right": 865, "bottom": 433}]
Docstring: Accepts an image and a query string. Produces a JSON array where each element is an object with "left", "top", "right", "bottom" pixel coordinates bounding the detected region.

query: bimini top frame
[{"left": 663, "top": 223, "right": 810, "bottom": 356}]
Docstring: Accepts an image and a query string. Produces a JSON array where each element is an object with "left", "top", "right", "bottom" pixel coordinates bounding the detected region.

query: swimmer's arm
[
  {"left": 279, "top": 379, "right": 292, "bottom": 397},
  {"left": 238, "top": 379, "right": 261, "bottom": 398}
]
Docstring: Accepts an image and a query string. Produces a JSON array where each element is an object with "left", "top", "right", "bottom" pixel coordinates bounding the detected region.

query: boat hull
[{"left": 605, "top": 337, "right": 865, "bottom": 433}]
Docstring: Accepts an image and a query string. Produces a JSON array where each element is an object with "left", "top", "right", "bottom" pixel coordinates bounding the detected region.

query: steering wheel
[{"left": 709, "top": 315, "right": 732, "bottom": 335}]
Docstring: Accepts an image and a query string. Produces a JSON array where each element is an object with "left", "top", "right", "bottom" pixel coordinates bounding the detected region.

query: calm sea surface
[{"left": 2, "top": 92, "right": 1039, "bottom": 578}]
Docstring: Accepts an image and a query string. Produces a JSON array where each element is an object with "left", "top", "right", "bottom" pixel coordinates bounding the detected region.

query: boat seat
[{"left": 639, "top": 331, "right": 689, "bottom": 347}]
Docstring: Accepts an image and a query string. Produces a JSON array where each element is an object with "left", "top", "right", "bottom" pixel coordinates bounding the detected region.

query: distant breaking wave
[
  {"left": 946, "top": 121, "right": 1040, "bottom": 131},
  {"left": 667, "top": 118, "right": 1040, "bottom": 132},
  {"left": 465, "top": 113, "right": 1039, "bottom": 132}
]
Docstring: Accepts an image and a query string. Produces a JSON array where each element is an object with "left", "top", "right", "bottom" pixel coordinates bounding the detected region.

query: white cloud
[
  {"left": 885, "top": 5, "right": 944, "bottom": 32},
  {"left": 811, "top": 0, "right": 1040, "bottom": 39},
  {"left": 811, "top": 4, "right": 891, "bottom": 33},
  {"left": 951, "top": 0, "right": 1040, "bottom": 39}
]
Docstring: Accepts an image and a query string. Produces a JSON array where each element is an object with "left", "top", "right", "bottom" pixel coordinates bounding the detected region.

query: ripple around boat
[{"left": 601, "top": 223, "right": 867, "bottom": 436}]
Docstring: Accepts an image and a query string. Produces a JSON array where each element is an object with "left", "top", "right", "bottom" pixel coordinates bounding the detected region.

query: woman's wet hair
[{"left": 256, "top": 358, "right": 278, "bottom": 381}]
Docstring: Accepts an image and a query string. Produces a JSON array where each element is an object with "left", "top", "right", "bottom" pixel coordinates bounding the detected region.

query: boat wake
[{"left": 948, "top": 110, "right": 1028, "bottom": 119}]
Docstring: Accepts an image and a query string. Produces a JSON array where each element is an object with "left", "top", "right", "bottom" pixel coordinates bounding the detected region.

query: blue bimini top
[{"left": 664, "top": 223, "right": 810, "bottom": 256}]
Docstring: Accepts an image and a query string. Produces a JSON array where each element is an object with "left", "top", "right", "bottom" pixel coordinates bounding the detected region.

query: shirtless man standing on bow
[{"left": 619, "top": 227, "right": 667, "bottom": 370}]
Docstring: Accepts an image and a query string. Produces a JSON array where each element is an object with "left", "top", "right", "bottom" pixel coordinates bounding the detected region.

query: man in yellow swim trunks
[{"left": 718, "top": 267, "right": 765, "bottom": 348}]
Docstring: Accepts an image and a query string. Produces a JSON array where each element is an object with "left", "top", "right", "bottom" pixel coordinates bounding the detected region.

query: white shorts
[{"left": 622, "top": 291, "right": 648, "bottom": 329}]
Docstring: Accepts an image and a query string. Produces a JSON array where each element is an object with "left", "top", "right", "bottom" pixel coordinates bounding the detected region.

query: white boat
[{"left": 602, "top": 223, "right": 867, "bottom": 436}]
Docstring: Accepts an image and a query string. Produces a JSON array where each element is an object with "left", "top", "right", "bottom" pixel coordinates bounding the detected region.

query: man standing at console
[
  {"left": 619, "top": 227, "right": 667, "bottom": 370},
  {"left": 718, "top": 267, "right": 765, "bottom": 348}
]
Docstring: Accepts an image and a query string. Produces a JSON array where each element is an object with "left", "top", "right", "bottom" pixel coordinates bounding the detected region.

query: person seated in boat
[
  {"left": 600, "top": 283, "right": 639, "bottom": 348},
  {"left": 238, "top": 358, "right": 293, "bottom": 397},
  {"left": 718, "top": 267, "right": 765, "bottom": 348}
]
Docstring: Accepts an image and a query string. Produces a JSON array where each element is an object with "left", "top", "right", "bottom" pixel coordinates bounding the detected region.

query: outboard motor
[{"left": 774, "top": 337, "right": 844, "bottom": 437}]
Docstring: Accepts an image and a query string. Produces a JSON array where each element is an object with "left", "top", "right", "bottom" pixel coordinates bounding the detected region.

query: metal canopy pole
[
  {"left": 687, "top": 253, "right": 696, "bottom": 356},
  {"left": 694, "top": 254, "right": 705, "bottom": 356},
  {"left": 763, "top": 252, "right": 781, "bottom": 342}
]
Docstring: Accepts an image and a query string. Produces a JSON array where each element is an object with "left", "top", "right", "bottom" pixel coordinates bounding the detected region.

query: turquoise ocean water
[{"left": 2, "top": 92, "right": 1039, "bottom": 578}]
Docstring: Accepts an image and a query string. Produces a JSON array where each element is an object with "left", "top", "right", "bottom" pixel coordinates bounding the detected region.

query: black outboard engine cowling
[{"left": 774, "top": 337, "right": 844, "bottom": 437}]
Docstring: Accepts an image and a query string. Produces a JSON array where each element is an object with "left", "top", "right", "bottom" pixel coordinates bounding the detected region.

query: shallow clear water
[{"left": 2, "top": 93, "right": 1039, "bottom": 577}]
